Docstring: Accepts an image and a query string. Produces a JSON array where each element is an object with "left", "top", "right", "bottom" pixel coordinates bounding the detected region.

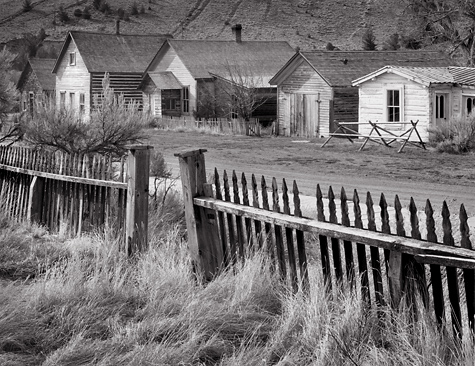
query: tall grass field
[{"left": 0, "top": 192, "right": 474, "bottom": 366}]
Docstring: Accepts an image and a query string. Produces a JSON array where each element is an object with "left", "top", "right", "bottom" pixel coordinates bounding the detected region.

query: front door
[
  {"left": 285, "top": 93, "right": 320, "bottom": 137},
  {"left": 435, "top": 93, "right": 449, "bottom": 127}
]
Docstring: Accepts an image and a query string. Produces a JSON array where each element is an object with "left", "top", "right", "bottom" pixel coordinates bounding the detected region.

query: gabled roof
[
  {"left": 270, "top": 50, "right": 453, "bottom": 87},
  {"left": 352, "top": 66, "right": 475, "bottom": 87},
  {"left": 147, "top": 39, "right": 295, "bottom": 87},
  {"left": 17, "top": 58, "right": 56, "bottom": 91},
  {"left": 144, "top": 72, "right": 183, "bottom": 89},
  {"left": 53, "top": 31, "right": 172, "bottom": 74}
]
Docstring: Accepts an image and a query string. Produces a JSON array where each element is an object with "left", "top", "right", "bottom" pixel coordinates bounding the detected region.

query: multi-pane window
[
  {"left": 182, "top": 87, "right": 189, "bottom": 113},
  {"left": 60, "top": 92, "right": 66, "bottom": 109},
  {"left": 79, "top": 93, "right": 85, "bottom": 115},
  {"left": 435, "top": 94, "right": 445, "bottom": 119},
  {"left": 69, "top": 92, "right": 75, "bottom": 109},
  {"left": 69, "top": 52, "right": 76, "bottom": 66},
  {"left": 28, "top": 92, "right": 34, "bottom": 114},
  {"left": 161, "top": 89, "right": 181, "bottom": 114},
  {"left": 387, "top": 89, "right": 400, "bottom": 122},
  {"left": 464, "top": 96, "right": 475, "bottom": 116}
]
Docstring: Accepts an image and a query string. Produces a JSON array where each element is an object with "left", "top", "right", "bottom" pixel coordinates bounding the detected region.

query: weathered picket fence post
[
  {"left": 126, "top": 145, "right": 153, "bottom": 255},
  {"left": 175, "top": 149, "right": 224, "bottom": 280}
]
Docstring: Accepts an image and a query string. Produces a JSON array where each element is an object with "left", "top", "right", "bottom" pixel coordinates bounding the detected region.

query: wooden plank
[
  {"left": 316, "top": 184, "right": 332, "bottom": 290},
  {"left": 328, "top": 186, "right": 343, "bottom": 286},
  {"left": 293, "top": 181, "right": 309, "bottom": 294},
  {"left": 442, "top": 201, "right": 462, "bottom": 338},
  {"left": 283, "top": 178, "right": 298, "bottom": 292},
  {"left": 272, "top": 177, "right": 287, "bottom": 281},
  {"left": 241, "top": 173, "right": 254, "bottom": 248},
  {"left": 367, "top": 192, "right": 385, "bottom": 306},
  {"left": 251, "top": 174, "right": 263, "bottom": 249},
  {"left": 223, "top": 170, "right": 237, "bottom": 264},
  {"left": 353, "top": 189, "right": 370, "bottom": 304},
  {"left": 388, "top": 195, "right": 406, "bottom": 309},
  {"left": 214, "top": 169, "right": 229, "bottom": 267},
  {"left": 261, "top": 176, "right": 275, "bottom": 266},
  {"left": 341, "top": 187, "right": 355, "bottom": 290},
  {"left": 232, "top": 170, "right": 246, "bottom": 258},
  {"left": 460, "top": 204, "right": 474, "bottom": 332}
]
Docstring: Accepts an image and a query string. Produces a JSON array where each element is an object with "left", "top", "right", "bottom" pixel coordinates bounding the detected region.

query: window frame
[
  {"left": 462, "top": 94, "right": 475, "bottom": 116},
  {"left": 69, "top": 52, "right": 76, "bottom": 66},
  {"left": 69, "top": 92, "right": 75, "bottom": 109},
  {"left": 383, "top": 85, "right": 404, "bottom": 123},
  {"left": 60, "top": 91, "right": 66, "bottom": 110},
  {"left": 79, "top": 93, "right": 85, "bottom": 115},
  {"left": 182, "top": 86, "right": 190, "bottom": 113}
]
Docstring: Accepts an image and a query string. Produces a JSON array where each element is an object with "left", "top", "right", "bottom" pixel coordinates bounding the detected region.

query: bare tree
[
  {"left": 406, "top": 0, "right": 475, "bottom": 64},
  {"left": 21, "top": 74, "right": 149, "bottom": 156}
]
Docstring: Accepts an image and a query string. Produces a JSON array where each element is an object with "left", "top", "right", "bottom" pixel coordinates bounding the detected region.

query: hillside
[{"left": 0, "top": 0, "right": 416, "bottom": 50}]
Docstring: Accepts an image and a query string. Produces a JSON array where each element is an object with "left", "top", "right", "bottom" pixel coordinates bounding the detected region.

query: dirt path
[{"left": 153, "top": 130, "right": 475, "bottom": 218}]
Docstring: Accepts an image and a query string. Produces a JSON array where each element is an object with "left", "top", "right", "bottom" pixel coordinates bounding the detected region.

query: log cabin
[
  {"left": 352, "top": 66, "right": 475, "bottom": 141},
  {"left": 140, "top": 25, "right": 295, "bottom": 123},
  {"left": 52, "top": 26, "right": 171, "bottom": 116},
  {"left": 269, "top": 50, "right": 453, "bottom": 138},
  {"left": 17, "top": 58, "right": 56, "bottom": 115}
]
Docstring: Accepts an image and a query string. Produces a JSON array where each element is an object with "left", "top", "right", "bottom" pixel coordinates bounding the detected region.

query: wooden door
[
  {"left": 435, "top": 93, "right": 449, "bottom": 127},
  {"left": 285, "top": 93, "right": 320, "bottom": 137}
]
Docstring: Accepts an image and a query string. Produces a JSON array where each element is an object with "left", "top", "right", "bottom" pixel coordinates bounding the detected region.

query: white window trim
[
  {"left": 383, "top": 85, "right": 404, "bottom": 123},
  {"left": 462, "top": 94, "right": 475, "bottom": 117},
  {"left": 69, "top": 52, "right": 76, "bottom": 66},
  {"left": 434, "top": 92, "right": 451, "bottom": 123}
]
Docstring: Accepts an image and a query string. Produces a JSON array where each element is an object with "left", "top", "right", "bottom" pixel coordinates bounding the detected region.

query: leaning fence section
[
  {"left": 177, "top": 149, "right": 475, "bottom": 340},
  {"left": 0, "top": 145, "right": 151, "bottom": 252},
  {"left": 156, "top": 116, "right": 261, "bottom": 136}
]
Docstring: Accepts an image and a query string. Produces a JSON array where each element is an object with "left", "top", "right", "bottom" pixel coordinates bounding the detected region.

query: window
[
  {"left": 463, "top": 96, "right": 475, "bottom": 116},
  {"left": 387, "top": 89, "right": 400, "bottom": 122},
  {"left": 69, "top": 92, "right": 75, "bottom": 109},
  {"left": 182, "top": 87, "right": 189, "bottom": 113},
  {"left": 60, "top": 92, "right": 66, "bottom": 109},
  {"left": 69, "top": 52, "right": 76, "bottom": 66},
  {"left": 79, "top": 93, "right": 85, "bottom": 115},
  {"left": 28, "top": 92, "right": 34, "bottom": 114},
  {"left": 435, "top": 94, "right": 445, "bottom": 119},
  {"left": 161, "top": 89, "right": 181, "bottom": 115}
]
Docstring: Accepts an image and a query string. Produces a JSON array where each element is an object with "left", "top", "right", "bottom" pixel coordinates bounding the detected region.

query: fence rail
[
  {"left": 0, "top": 145, "right": 152, "bottom": 253},
  {"left": 157, "top": 116, "right": 261, "bottom": 136},
  {"left": 177, "top": 149, "right": 475, "bottom": 340}
]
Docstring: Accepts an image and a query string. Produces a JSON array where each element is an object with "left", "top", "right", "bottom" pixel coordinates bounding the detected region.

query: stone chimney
[
  {"left": 232, "top": 24, "right": 242, "bottom": 43},
  {"left": 115, "top": 19, "right": 120, "bottom": 35}
]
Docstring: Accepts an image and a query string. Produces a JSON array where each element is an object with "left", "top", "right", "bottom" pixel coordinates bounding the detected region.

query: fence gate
[{"left": 285, "top": 93, "right": 320, "bottom": 138}]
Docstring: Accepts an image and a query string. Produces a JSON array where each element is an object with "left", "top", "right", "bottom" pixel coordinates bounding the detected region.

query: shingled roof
[
  {"left": 270, "top": 50, "right": 454, "bottom": 87},
  {"left": 353, "top": 66, "right": 475, "bottom": 86},
  {"left": 17, "top": 58, "right": 56, "bottom": 91},
  {"left": 53, "top": 31, "right": 172, "bottom": 73},
  {"left": 148, "top": 39, "right": 295, "bottom": 86}
]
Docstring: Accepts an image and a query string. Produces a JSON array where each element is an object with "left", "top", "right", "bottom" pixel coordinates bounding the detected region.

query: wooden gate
[{"left": 285, "top": 93, "right": 320, "bottom": 137}]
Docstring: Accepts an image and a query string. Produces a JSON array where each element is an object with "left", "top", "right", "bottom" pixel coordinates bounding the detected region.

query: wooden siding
[
  {"left": 277, "top": 61, "right": 333, "bottom": 136},
  {"left": 55, "top": 39, "right": 91, "bottom": 115},
  {"left": 358, "top": 73, "right": 431, "bottom": 141},
  {"left": 332, "top": 87, "right": 358, "bottom": 132},
  {"left": 91, "top": 72, "right": 144, "bottom": 109},
  {"left": 148, "top": 46, "right": 196, "bottom": 116}
]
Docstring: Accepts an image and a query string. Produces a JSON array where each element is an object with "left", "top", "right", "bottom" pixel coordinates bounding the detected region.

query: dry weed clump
[
  {"left": 428, "top": 114, "right": 475, "bottom": 153},
  {"left": 1, "top": 213, "right": 475, "bottom": 365}
]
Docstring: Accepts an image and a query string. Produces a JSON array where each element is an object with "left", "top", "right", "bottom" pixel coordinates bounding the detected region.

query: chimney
[
  {"left": 115, "top": 19, "right": 120, "bottom": 35},
  {"left": 232, "top": 24, "right": 242, "bottom": 43}
]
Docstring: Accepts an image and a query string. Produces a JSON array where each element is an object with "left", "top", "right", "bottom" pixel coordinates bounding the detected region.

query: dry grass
[{"left": 1, "top": 211, "right": 474, "bottom": 365}]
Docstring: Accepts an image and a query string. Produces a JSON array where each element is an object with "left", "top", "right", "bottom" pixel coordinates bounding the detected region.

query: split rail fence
[
  {"left": 0, "top": 144, "right": 152, "bottom": 253},
  {"left": 177, "top": 149, "right": 475, "bottom": 340},
  {"left": 156, "top": 116, "right": 261, "bottom": 136}
]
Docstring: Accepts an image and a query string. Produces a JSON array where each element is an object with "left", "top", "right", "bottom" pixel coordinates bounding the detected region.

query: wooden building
[
  {"left": 141, "top": 25, "right": 295, "bottom": 122},
  {"left": 352, "top": 66, "right": 475, "bottom": 141},
  {"left": 269, "top": 50, "right": 453, "bottom": 137},
  {"left": 17, "top": 58, "right": 56, "bottom": 114},
  {"left": 52, "top": 28, "right": 170, "bottom": 116}
]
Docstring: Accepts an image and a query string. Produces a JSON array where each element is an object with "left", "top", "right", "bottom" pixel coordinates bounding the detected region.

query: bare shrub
[{"left": 428, "top": 114, "right": 475, "bottom": 153}]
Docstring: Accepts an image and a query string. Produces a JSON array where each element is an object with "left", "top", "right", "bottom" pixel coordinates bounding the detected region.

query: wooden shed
[
  {"left": 269, "top": 50, "right": 453, "bottom": 138},
  {"left": 141, "top": 26, "right": 294, "bottom": 122},
  {"left": 17, "top": 58, "right": 56, "bottom": 114},
  {"left": 352, "top": 66, "right": 475, "bottom": 142},
  {"left": 52, "top": 29, "right": 170, "bottom": 116}
]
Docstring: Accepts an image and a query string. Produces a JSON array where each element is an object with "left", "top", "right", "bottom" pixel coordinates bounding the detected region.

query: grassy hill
[{"left": 0, "top": 0, "right": 416, "bottom": 50}]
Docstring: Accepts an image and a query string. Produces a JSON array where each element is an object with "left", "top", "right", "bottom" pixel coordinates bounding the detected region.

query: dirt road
[{"left": 152, "top": 130, "right": 475, "bottom": 218}]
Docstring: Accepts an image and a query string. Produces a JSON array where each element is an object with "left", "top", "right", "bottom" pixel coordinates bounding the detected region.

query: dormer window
[{"left": 69, "top": 52, "right": 76, "bottom": 66}]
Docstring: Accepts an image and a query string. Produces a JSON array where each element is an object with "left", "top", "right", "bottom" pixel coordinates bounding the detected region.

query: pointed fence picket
[{"left": 178, "top": 149, "right": 475, "bottom": 340}]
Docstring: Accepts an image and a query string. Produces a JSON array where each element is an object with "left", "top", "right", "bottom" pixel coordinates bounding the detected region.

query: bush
[
  {"left": 428, "top": 114, "right": 475, "bottom": 153},
  {"left": 362, "top": 27, "right": 377, "bottom": 50},
  {"left": 58, "top": 6, "right": 69, "bottom": 22},
  {"left": 130, "top": 2, "right": 139, "bottom": 15},
  {"left": 99, "top": 1, "right": 111, "bottom": 14},
  {"left": 73, "top": 8, "right": 82, "bottom": 17},
  {"left": 82, "top": 6, "right": 91, "bottom": 19},
  {"left": 382, "top": 33, "right": 400, "bottom": 50},
  {"left": 22, "top": 0, "right": 32, "bottom": 12},
  {"left": 140, "top": 4, "right": 146, "bottom": 14},
  {"left": 117, "top": 7, "right": 125, "bottom": 19},
  {"left": 93, "top": 0, "right": 102, "bottom": 10}
]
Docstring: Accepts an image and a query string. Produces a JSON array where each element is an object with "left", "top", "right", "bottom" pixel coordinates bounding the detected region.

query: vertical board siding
[{"left": 278, "top": 61, "right": 332, "bottom": 137}]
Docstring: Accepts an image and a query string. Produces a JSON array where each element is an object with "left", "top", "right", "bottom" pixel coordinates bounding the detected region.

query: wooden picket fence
[
  {"left": 157, "top": 116, "right": 261, "bottom": 136},
  {"left": 177, "top": 149, "right": 475, "bottom": 340},
  {"left": 0, "top": 145, "right": 152, "bottom": 252}
]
